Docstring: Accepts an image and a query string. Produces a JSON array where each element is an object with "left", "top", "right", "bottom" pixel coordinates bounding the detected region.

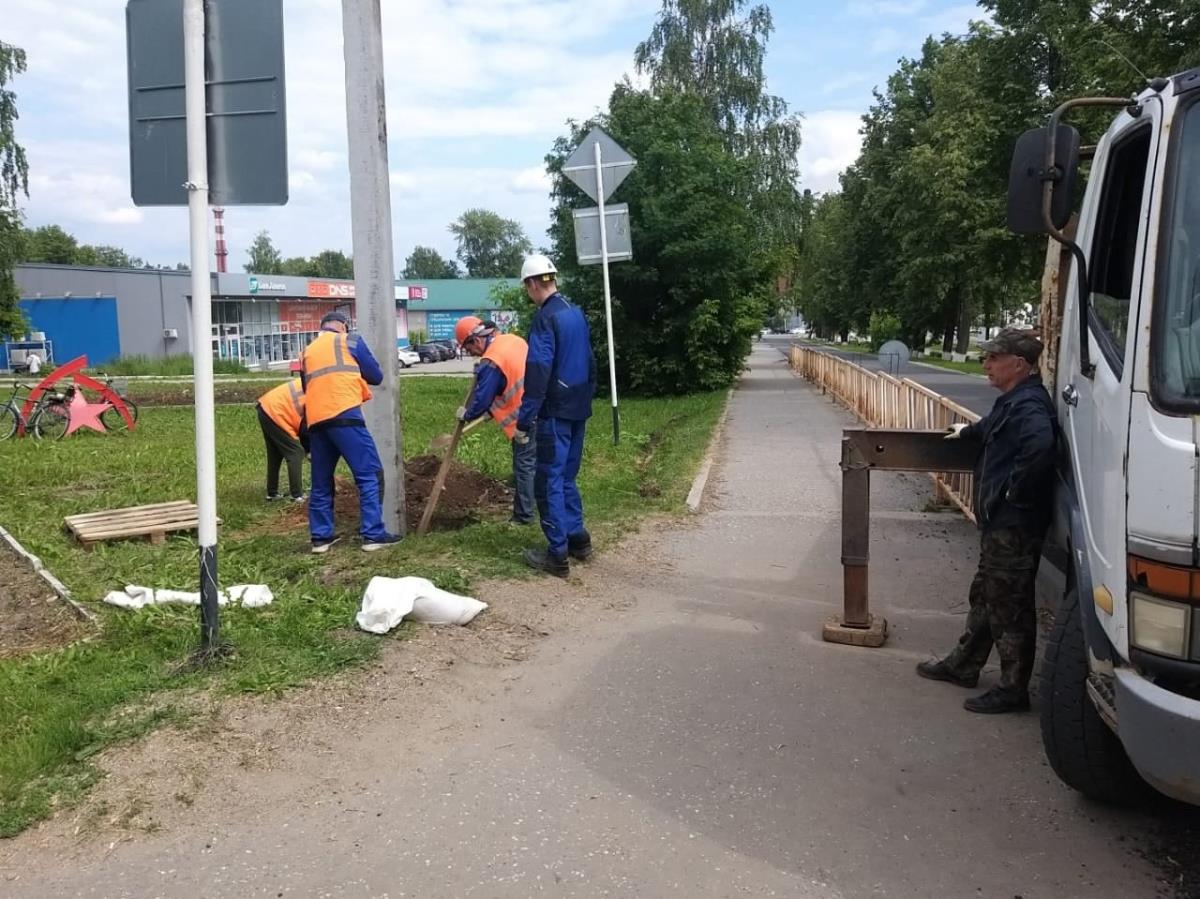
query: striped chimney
[{"left": 213, "top": 207, "right": 228, "bottom": 273}]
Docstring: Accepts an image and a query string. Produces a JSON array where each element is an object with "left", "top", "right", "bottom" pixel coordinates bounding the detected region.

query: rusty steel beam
[
  {"left": 826, "top": 429, "right": 978, "bottom": 649},
  {"left": 842, "top": 428, "right": 977, "bottom": 474}
]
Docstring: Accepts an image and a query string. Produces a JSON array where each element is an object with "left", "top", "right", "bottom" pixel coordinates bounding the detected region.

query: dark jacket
[
  {"left": 961, "top": 374, "right": 1057, "bottom": 533},
  {"left": 516, "top": 292, "right": 597, "bottom": 430}
]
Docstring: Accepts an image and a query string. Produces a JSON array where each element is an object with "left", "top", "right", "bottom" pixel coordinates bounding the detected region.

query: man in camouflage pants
[{"left": 916, "top": 328, "right": 1057, "bottom": 714}]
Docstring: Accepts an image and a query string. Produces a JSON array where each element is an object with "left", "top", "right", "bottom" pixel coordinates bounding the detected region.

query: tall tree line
[{"left": 795, "top": 0, "right": 1200, "bottom": 351}]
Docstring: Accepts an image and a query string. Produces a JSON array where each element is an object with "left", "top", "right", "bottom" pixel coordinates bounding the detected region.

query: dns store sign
[{"left": 308, "top": 281, "right": 356, "bottom": 299}]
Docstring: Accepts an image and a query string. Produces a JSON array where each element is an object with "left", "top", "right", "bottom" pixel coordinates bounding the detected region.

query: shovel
[
  {"left": 417, "top": 389, "right": 480, "bottom": 536},
  {"left": 430, "top": 415, "right": 486, "bottom": 451}
]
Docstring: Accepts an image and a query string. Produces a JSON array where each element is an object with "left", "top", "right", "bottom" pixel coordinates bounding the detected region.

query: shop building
[{"left": 5, "top": 264, "right": 519, "bottom": 370}]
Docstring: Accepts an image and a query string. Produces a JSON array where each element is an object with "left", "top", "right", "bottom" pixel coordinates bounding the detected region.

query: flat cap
[{"left": 980, "top": 327, "right": 1043, "bottom": 364}]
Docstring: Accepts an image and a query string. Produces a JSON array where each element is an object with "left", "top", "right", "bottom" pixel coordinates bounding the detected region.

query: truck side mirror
[{"left": 1006, "top": 125, "right": 1080, "bottom": 234}]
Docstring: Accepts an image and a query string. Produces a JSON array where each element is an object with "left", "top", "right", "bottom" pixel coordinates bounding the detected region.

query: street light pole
[{"left": 341, "top": 0, "right": 404, "bottom": 534}]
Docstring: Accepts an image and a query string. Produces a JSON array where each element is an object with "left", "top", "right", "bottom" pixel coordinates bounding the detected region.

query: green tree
[
  {"left": 245, "top": 230, "right": 283, "bottom": 273},
  {"left": 547, "top": 87, "right": 765, "bottom": 395},
  {"left": 635, "top": 0, "right": 803, "bottom": 269},
  {"left": 279, "top": 256, "right": 311, "bottom": 277},
  {"left": 20, "top": 224, "right": 78, "bottom": 264},
  {"left": 309, "top": 249, "right": 353, "bottom": 279},
  {"left": 402, "top": 245, "right": 459, "bottom": 279},
  {"left": 449, "top": 209, "right": 531, "bottom": 278},
  {"left": 74, "top": 244, "right": 144, "bottom": 268},
  {"left": 0, "top": 41, "right": 27, "bottom": 337}
]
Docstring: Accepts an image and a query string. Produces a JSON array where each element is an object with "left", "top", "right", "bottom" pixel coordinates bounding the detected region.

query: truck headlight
[{"left": 1130, "top": 592, "right": 1192, "bottom": 659}]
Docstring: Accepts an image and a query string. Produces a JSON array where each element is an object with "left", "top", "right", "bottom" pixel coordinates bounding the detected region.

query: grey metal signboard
[
  {"left": 127, "top": 0, "right": 288, "bottom": 206},
  {"left": 562, "top": 126, "right": 635, "bottom": 203},
  {"left": 572, "top": 204, "right": 632, "bottom": 265}
]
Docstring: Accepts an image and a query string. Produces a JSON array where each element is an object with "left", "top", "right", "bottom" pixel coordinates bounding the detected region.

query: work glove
[
  {"left": 944, "top": 422, "right": 968, "bottom": 440},
  {"left": 513, "top": 428, "right": 530, "bottom": 446},
  {"left": 455, "top": 405, "right": 469, "bottom": 422}
]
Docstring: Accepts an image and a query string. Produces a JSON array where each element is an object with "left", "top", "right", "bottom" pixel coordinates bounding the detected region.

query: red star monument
[{"left": 65, "top": 391, "right": 112, "bottom": 436}]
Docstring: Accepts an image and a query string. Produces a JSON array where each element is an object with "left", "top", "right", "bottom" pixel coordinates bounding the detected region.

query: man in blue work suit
[
  {"left": 514, "top": 254, "right": 597, "bottom": 577},
  {"left": 300, "top": 310, "right": 399, "bottom": 553}
]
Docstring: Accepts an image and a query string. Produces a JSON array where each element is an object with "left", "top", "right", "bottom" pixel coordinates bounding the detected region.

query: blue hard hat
[{"left": 320, "top": 310, "right": 350, "bottom": 327}]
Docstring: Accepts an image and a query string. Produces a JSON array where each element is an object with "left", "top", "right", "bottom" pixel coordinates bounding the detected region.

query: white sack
[
  {"left": 355, "top": 576, "right": 487, "bottom": 634},
  {"left": 103, "top": 584, "right": 273, "bottom": 609}
]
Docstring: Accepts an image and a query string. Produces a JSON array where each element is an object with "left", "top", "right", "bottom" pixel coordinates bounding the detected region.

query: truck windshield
[{"left": 1153, "top": 98, "right": 1200, "bottom": 409}]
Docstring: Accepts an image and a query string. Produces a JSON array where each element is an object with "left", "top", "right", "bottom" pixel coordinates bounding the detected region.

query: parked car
[
  {"left": 397, "top": 347, "right": 420, "bottom": 369},
  {"left": 430, "top": 339, "right": 459, "bottom": 359},
  {"left": 414, "top": 343, "right": 443, "bottom": 364}
]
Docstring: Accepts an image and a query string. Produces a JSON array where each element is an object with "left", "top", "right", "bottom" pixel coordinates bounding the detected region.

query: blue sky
[{"left": 6, "top": 0, "right": 983, "bottom": 270}]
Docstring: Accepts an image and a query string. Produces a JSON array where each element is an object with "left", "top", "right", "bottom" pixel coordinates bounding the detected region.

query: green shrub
[
  {"left": 868, "top": 311, "right": 902, "bottom": 352},
  {"left": 97, "top": 355, "right": 249, "bottom": 376}
]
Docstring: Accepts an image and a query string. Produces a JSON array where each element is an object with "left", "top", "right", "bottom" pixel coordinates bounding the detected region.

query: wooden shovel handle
[{"left": 417, "top": 384, "right": 479, "bottom": 536}]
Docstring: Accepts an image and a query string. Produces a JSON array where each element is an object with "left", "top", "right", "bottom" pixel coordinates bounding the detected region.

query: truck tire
[{"left": 1039, "top": 581, "right": 1147, "bottom": 804}]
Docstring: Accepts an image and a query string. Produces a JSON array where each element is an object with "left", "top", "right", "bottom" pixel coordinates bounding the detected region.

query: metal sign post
[
  {"left": 563, "top": 127, "right": 636, "bottom": 445},
  {"left": 182, "top": 0, "right": 220, "bottom": 656}
]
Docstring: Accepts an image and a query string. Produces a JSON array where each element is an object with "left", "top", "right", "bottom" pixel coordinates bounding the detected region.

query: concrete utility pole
[
  {"left": 182, "top": 0, "right": 221, "bottom": 651},
  {"left": 341, "top": 0, "right": 404, "bottom": 534}
]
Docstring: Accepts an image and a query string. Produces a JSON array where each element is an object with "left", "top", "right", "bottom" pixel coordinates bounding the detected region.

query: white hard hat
[{"left": 520, "top": 254, "right": 557, "bottom": 281}]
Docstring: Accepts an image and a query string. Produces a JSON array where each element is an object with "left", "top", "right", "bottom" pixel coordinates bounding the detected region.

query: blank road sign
[
  {"left": 127, "top": 0, "right": 288, "bottom": 206},
  {"left": 562, "top": 126, "right": 635, "bottom": 203},
  {"left": 573, "top": 204, "right": 632, "bottom": 265}
]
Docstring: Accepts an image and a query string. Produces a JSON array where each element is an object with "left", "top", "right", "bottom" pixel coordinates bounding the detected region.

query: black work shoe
[
  {"left": 523, "top": 548, "right": 569, "bottom": 578},
  {"left": 963, "top": 687, "right": 1030, "bottom": 714},
  {"left": 915, "top": 658, "right": 979, "bottom": 689},
  {"left": 311, "top": 536, "right": 341, "bottom": 555},
  {"left": 567, "top": 530, "right": 593, "bottom": 561}
]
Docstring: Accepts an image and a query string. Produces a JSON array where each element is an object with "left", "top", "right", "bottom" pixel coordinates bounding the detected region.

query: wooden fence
[{"left": 788, "top": 344, "right": 981, "bottom": 521}]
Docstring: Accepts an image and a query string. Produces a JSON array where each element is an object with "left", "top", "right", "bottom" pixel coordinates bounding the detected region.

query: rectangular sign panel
[
  {"left": 127, "top": 0, "right": 288, "bottom": 206},
  {"left": 572, "top": 204, "right": 633, "bottom": 265}
]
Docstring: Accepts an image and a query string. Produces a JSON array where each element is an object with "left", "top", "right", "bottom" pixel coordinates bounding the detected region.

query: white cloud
[
  {"left": 511, "top": 166, "right": 551, "bottom": 194},
  {"left": 798, "top": 110, "right": 864, "bottom": 194}
]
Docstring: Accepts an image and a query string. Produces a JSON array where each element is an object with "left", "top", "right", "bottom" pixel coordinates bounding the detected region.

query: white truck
[{"left": 1007, "top": 66, "right": 1200, "bottom": 804}]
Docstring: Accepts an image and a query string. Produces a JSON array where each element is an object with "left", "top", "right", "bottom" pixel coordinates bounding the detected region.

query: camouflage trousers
[{"left": 943, "top": 527, "right": 1044, "bottom": 692}]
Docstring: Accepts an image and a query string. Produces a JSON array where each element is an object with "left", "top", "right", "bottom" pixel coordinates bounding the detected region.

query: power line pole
[{"left": 341, "top": 0, "right": 404, "bottom": 534}]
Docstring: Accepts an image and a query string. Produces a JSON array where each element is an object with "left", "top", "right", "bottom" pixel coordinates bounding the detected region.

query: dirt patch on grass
[
  {"left": 267, "top": 454, "right": 513, "bottom": 534},
  {"left": 0, "top": 540, "right": 91, "bottom": 659}
]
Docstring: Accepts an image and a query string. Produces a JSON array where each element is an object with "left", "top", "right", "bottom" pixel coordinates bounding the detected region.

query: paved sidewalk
[{"left": 2, "top": 343, "right": 1165, "bottom": 898}]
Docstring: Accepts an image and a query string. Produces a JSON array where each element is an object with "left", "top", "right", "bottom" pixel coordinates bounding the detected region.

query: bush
[{"left": 868, "top": 311, "right": 902, "bottom": 352}]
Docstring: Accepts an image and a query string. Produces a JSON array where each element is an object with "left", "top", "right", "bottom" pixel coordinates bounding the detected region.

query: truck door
[{"left": 1062, "top": 102, "right": 1162, "bottom": 645}]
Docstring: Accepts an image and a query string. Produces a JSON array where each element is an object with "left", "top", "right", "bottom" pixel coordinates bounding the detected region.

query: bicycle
[
  {"left": 96, "top": 373, "right": 139, "bottom": 433},
  {"left": 0, "top": 381, "right": 32, "bottom": 440},
  {"left": 29, "top": 386, "right": 71, "bottom": 440}
]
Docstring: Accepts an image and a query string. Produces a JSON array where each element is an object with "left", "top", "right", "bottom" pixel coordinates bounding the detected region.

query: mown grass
[
  {"left": 0, "top": 377, "right": 726, "bottom": 836},
  {"left": 914, "top": 356, "right": 985, "bottom": 375}
]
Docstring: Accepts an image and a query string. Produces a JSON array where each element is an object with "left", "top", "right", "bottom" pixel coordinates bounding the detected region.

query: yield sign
[{"left": 562, "top": 126, "right": 635, "bottom": 203}]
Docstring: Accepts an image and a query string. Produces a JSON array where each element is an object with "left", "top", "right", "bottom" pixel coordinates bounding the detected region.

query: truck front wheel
[{"left": 1039, "top": 581, "right": 1147, "bottom": 804}]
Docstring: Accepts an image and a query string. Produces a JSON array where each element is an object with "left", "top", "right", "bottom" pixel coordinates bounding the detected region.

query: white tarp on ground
[
  {"left": 103, "top": 584, "right": 274, "bottom": 609},
  {"left": 355, "top": 575, "right": 487, "bottom": 633}
]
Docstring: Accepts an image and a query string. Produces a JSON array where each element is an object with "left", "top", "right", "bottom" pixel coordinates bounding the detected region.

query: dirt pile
[
  {"left": 277, "top": 454, "right": 512, "bottom": 533},
  {"left": 0, "top": 540, "right": 91, "bottom": 658}
]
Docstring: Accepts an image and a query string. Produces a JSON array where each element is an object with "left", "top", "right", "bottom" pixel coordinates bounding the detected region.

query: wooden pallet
[{"left": 64, "top": 501, "right": 213, "bottom": 550}]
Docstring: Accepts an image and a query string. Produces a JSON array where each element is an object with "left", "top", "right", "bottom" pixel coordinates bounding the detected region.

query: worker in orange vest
[
  {"left": 256, "top": 378, "right": 307, "bottom": 502},
  {"left": 300, "top": 310, "right": 397, "bottom": 553},
  {"left": 455, "top": 316, "right": 536, "bottom": 524}
]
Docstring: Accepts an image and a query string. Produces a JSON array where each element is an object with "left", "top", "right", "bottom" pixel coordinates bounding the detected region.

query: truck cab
[{"left": 1009, "top": 68, "right": 1200, "bottom": 804}]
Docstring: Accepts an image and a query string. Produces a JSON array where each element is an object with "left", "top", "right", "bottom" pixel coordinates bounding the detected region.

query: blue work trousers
[
  {"left": 534, "top": 417, "right": 587, "bottom": 557},
  {"left": 512, "top": 431, "right": 537, "bottom": 523},
  {"left": 309, "top": 424, "right": 387, "bottom": 542}
]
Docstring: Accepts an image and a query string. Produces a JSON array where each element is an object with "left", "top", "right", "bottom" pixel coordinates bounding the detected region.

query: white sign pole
[
  {"left": 594, "top": 141, "right": 620, "bottom": 444},
  {"left": 183, "top": 0, "right": 221, "bottom": 653}
]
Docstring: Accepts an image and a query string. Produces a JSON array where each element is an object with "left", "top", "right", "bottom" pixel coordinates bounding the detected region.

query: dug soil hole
[{"left": 277, "top": 454, "right": 513, "bottom": 532}]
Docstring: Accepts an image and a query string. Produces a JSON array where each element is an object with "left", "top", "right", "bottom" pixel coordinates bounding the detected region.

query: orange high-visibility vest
[
  {"left": 480, "top": 333, "right": 527, "bottom": 439},
  {"left": 301, "top": 331, "right": 372, "bottom": 425},
  {"left": 259, "top": 379, "right": 305, "bottom": 439}
]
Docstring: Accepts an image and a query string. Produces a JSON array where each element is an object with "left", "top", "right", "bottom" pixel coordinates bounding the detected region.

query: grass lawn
[
  {"left": 0, "top": 376, "right": 726, "bottom": 836},
  {"left": 914, "top": 356, "right": 985, "bottom": 375}
]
